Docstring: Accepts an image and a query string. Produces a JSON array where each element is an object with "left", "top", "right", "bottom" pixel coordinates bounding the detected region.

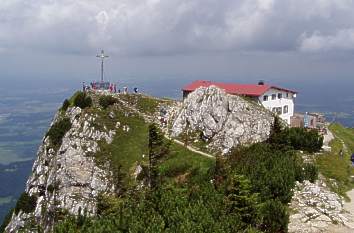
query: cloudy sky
[{"left": 1, "top": 0, "right": 354, "bottom": 84}]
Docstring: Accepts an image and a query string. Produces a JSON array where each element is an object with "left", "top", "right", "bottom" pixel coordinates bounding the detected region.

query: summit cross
[{"left": 96, "top": 50, "right": 109, "bottom": 82}]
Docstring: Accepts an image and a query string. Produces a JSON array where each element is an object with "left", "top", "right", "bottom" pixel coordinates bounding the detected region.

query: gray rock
[
  {"left": 108, "top": 112, "right": 115, "bottom": 119},
  {"left": 5, "top": 107, "right": 116, "bottom": 233},
  {"left": 171, "top": 86, "right": 274, "bottom": 153},
  {"left": 288, "top": 178, "right": 353, "bottom": 233}
]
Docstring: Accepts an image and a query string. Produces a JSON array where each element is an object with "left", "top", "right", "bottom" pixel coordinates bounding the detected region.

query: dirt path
[{"left": 165, "top": 136, "right": 215, "bottom": 159}]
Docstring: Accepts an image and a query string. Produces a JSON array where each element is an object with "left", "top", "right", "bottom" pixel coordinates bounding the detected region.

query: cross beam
[{"left": 96, "top": 50, "right": 109, "bottom": 82}]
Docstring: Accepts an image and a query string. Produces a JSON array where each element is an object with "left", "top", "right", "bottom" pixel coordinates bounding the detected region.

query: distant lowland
[
  {"left": 0, "top": 84, "right": 74, "bottom": 222},
  {"left": 0, "top": 78, "right": 353, "bottom": 222}
]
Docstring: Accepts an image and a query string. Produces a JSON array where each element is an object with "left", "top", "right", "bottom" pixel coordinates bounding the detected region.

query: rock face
[
  {"left": 5, "top": 106, "right": 116, "bottom": 233},
  {"left": 171, "top": 86, "right": 274, "bottom": 153},
  {"left": 289, "top": 178, "right": 353, "bottom": 233}
]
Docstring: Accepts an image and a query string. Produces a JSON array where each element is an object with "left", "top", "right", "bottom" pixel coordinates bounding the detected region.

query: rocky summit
[
  {"left": 171, "top": 86, "right": 274, "bottom": 153},
  {"left": 4, "top": 87, "right": 350, "bottom": 233},
  {"left": 4, "top": 87, "right": 276, "bottom": 232}
]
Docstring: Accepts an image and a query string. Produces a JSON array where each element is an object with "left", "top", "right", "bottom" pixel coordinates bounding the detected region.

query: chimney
[{"left": 258, "top": 80, "right": 265, "bottom": 85}]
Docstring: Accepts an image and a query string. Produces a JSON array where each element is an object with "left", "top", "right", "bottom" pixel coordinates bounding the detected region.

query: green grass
[
  {"left": 119, "top": 94, "right": 172, "bottom": 115},
  {"left": 89, "top": 96, "right": 213, "bottom": 187},
  {"left": 160, "top": 143, "right": 215, "bottom": 184},
  {"left": 316, "top": 124, "right": 354, "bottom": 200},
  {"left": 93, "top": 109, "right": 149, "bottom": 183},
  {"left": 85, "top": 107, "right": 117, "bottom": 132},
  {"left": 330, "top": 123, "right": 354, "bottom": 154},
  {"left": 68, "top": 91, "right": 81, "bottom": 106}
]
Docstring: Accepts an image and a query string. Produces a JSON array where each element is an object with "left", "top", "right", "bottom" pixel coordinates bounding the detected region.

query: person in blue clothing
[{"left": 351, "top": 153, "right": 354, "bottom": 166}]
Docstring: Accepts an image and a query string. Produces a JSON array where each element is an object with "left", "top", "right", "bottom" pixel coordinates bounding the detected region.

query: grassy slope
[
  {"left": 330, "top": 123, "right": 354, "bottom": 153},
  {"left": 91, "top": 93, "right": 214, "bottom": 186},
  {"left": 316, "top": 124, "right": 354, "bottom": 199},
  {"left": 160, "top": 143, "right": 215, "bottom": 184},
  {"left": 119, "top": 94, "right": 173, "bottom": 115}
]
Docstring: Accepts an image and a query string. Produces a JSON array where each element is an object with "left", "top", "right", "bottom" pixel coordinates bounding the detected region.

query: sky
[{"left": 0, "top": 0, "right": 354, "bottom": 84}]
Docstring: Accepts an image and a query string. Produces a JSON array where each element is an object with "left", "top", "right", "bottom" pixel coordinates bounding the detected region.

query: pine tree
[
  {"left": 148, "top": 123, "right": 169, "bottom": 189},
  {"left": 268, "top": 116, "right": 283, "bottom": 144},
  {"left": 113, "top": 164, "right": 126, "bottom": 196},
  {"left": 224, "top": 174, "right": 260, "bottom": 225}
]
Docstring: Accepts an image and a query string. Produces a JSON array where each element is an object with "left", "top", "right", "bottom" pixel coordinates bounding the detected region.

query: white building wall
[{"left": 258, "top": 88, "right": 295, "bottom": 124}]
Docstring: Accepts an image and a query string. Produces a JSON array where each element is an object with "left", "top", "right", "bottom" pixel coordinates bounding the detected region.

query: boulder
[{"left": 171, "top": 86, "right": 274, "bottom": 153}]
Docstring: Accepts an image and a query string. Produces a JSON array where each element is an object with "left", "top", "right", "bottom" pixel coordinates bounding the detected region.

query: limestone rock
[
  {"left": 171, "top": 86, "right": 274, "bottom": 153},
  {"left": 5, "top": 106, "right": 116, "bottom": 233},
  {"left": 288, "top": 178, "right": 353, "bottom": 233}
]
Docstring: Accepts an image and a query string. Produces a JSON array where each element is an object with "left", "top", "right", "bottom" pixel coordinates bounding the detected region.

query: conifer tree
[
  {"left": 148, "top": 123, "right": 169, "bottom": 189},
  {"left": 113, "top": 164, "right": 126, "bottom": 195}
]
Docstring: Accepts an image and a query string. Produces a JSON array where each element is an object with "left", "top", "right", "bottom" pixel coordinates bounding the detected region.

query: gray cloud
[
  {"left": 299, "top": 29, "right": 354, "bottom": 52},
  {"left": 1, "top": 0, "right": 354, "bottom": 56},
  {"left": 1, "top": 0, "right": 354, "bottom": 85}
]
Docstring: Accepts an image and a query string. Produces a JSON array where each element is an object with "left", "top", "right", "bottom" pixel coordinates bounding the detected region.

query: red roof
[{"left": 182, "top": 80, "right": 297, "bottom": 97}]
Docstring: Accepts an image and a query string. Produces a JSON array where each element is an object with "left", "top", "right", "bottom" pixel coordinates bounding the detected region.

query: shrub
[
  {"left": 73, "top": 92, "right": 92, "bottom": 109},
  {"left": 14, "top": 192, "right": 37, "bottom": 214},
  {"left": 269, "top": 127, "right": 323, "bottom": 153},
  {"left": 99, "top": 95, "right": 117, "bottom": 109},
  {"left": 162, "top": 162, "right": 191, "bottom": 177},
  {"left": 47, "top": 184, "right": 55, "bottom": 193},
  {"left": 0, "top": 208, "right": 14, "bottom": 232},
  {"left": 46, "top": 118, "right": 72, "bottom": 147},
  {"left": 259, "top": 199, "right": 289, "bottom": 233},
  {"left": 302, "top": 163, "right": 319, "bottom": 183},
  {"left": 224, "top": 174, "right": 260, "bottom": 225},
  {"left": 47, "top": 181, "right": 60, "bottom": 193},
  {"left": 227, "top": 144, "right": 297, "bottom": 204},
  {"left": 61, "top": 99, "right": 70, "bottom": 112}
]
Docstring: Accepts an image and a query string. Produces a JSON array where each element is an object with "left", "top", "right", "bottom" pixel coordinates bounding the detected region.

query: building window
[
  {"left": 283, "top": 105, "right": 288, "bottom": 114},
  {"left": 271, "top": 94, "right": 276, "bottom": 100},
  {"left": 278, "top": 93, "right": 282, "bottom": 99},
  {"left": 263, "top": 95, "right": 268, "bottom": 101},
  {"left": 286, "top": 93, "right": 289, "bottom": 98},
  {"left": 272, "top": 107, "right": 282, "bottom": 115}
]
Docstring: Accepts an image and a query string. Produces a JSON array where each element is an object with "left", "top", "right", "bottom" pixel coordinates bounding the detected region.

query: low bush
[
  {"left": 259, "top": 199, "right": 289, "bottom": 233},
  {"left": 224, "top": 174, "right": 260, "bottom": 225},
  {"left": 302, "top": 163, "right": 319, "bottom": 183},
  {"left": 55, "top": 184, "right": 251, "bottom": 233},
  {"left": 14, "top": 192, "right": 37, "bottom": 214},
  {"left": 227, "top": 144, "right": 297, "bottom": 204},
  {"left": 73, "top": 92, "right": 92, "bottom": 109},
  {"left": 161, "top": 162, "right": 191, "bottom": 177},
  {"left": 99, "top": 95, "right": 117, "bottom": 109},
  {"left": 0, "top": 208, "right": 14, "bottom": 232},
  {"left": 61, "top": 99, "right": 70, "bottom": 112},
  {"left": 46, "top": 118, "right": 72, "bottom": 147},
  {"left": 269, "top": 118, "right": 323, "bottom": 153},
  {"left": 47, "top": 181, "right": 60, "bottom": 193}
]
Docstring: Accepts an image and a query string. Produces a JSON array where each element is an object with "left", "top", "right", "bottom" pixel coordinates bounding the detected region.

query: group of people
[{"left": 82, "top": 81, "right": 139, "bottom": 94}]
